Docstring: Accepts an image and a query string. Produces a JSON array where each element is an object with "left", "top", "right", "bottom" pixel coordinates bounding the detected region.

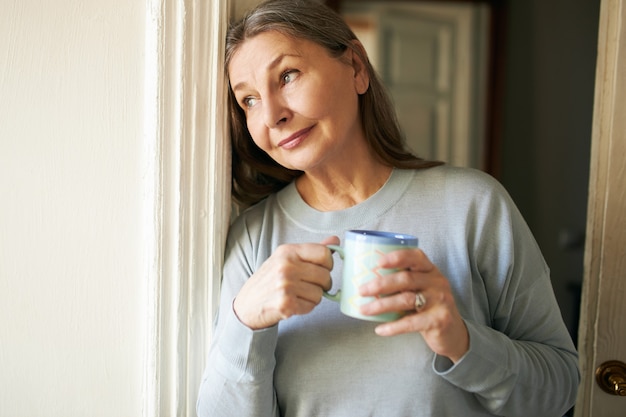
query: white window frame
[{"left": 143, "top": 1, "right": 231, "bottom": 416}]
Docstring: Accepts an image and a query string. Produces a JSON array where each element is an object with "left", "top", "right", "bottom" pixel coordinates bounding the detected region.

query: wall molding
[{"left": 144, "top": 1, "right": 230, "bottom": 416}]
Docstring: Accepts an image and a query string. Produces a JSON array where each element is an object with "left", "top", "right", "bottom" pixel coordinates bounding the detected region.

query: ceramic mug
[{"left": 324, "top": 230, "right": 418, "bottom": 322}]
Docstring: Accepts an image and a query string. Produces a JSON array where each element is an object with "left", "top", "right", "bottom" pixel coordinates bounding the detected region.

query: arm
[
  {"left": 196, "top": 307, "right": 280, "bottom": 417},
  {"left": 197, "top": 219, "right": 281, "bottom": 417},
  {"left": 197, "top": 216, "right": 335, "bottom": 417},
  {"left": 434, "top": 279, "right": 579, "bottom": 417},
  {"left": 434, "top": 176, "right": 579, "bottom": 416}
]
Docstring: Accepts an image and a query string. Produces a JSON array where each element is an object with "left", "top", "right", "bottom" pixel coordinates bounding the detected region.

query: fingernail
[{"left": 374, "top": 325, "right": 388, "bottom": 336}]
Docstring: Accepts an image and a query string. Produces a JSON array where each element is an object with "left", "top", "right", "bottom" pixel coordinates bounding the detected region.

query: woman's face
[{"left": 228, "top": 31, "right": 369, "bottom": 173}]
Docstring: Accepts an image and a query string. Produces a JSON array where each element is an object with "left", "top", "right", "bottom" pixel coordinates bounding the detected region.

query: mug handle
[{"left": 323, "top": 245, "right": 343, "bottom": 302}]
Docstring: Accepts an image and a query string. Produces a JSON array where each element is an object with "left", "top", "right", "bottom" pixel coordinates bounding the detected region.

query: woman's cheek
[{"left": 246, "top": 119, "right": 267, "bottom": 151}]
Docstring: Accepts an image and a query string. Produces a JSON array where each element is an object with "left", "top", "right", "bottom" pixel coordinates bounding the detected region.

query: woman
[{"left": 197, "top": 1, "right": 579, "bottom": 416}]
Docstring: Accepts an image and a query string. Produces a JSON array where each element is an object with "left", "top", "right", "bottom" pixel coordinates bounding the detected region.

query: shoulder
[
  {"left": 223, "top": 196, "right": 278, "bottom": 271},
  {"left": 409, "top": 165, "right": 509, "bottom": 200},
  {"left": 226, "top": 182, "right": 298, "bottom": 247},
  {"left": 228, "top": 195, "right": 276, "bottom": 241},
  {"left": 403, "top": 165, "right": 521, "bottom": 231},
  {"left": 424, "top": 164, "right": 501, "bottom": 187}
]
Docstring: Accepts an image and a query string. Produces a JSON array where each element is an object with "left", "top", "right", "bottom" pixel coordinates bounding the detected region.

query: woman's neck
[{"left": 295, "top": 161, "right": 393, "bottom": 212}]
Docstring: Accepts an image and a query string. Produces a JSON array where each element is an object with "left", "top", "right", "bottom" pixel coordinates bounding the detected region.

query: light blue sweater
[{"left": 197, "top": 166, "right": 579, "bottom": 417}]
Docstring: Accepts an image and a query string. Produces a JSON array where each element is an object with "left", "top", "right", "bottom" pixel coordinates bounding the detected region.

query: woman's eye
[
  {"left": 282, "top": 70, "right": 299, "bottom": 85},
  {"left": 243, "top": 97, "right": 258, "bottom": 108}
]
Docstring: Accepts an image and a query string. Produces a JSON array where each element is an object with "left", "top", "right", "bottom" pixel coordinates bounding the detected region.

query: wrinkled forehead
[
  {"left": 227, "top": 31, "right": 322, "bottom": 88},
  {"left": 228, "top": 32, "right": 294, "bottom": 87}
]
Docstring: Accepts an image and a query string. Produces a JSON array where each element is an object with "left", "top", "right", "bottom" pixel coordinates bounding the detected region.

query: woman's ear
[{"left": 349, "top": 40, "right": 370, "bottom": 95}]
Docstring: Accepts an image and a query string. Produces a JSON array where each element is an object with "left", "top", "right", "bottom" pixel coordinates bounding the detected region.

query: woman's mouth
[{"left": 277, "top": 126, "right": 314, "bottom": 150}]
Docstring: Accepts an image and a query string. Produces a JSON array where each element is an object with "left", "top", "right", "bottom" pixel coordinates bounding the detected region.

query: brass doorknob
[{"left": 595, "top": 360, "right": 626, "bottom": 396}]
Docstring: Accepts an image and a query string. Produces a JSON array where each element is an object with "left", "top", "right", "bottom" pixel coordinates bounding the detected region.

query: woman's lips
[{"left": 278, "top": 126, "right": 313, "bottom": 149}]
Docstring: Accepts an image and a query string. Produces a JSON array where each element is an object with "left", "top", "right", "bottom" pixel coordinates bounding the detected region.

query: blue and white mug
[{"left": 325, "top": 230, "right": 418, "bottom": 322}]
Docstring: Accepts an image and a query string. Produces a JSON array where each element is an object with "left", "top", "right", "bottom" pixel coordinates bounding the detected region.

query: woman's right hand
[{"left": 233, "top": 236, "right": 339, "bottom": 330}]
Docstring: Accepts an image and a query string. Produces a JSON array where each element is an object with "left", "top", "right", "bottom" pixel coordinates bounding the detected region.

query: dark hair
[{"left": 226, "top": 0, "right": 442, "bottom": 208}]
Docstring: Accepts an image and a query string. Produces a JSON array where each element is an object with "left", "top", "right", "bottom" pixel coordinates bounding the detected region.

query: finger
[
  {"left": 263, "top": 273, "right": 328, "bottom": 318},
  {"left": 378, "top": 248, "right": 435, "bottom": 272},
  {"left": 373, "top": 306, "right": 443, "bottom": 337},
  {"left": 277, "top": 259, "right": 333, "bottom": 291},
  {"left": 299, "top": 266, "right": 333, "bottom": 293},
  {"left": 319, "top": 235, "right": 340, "bottom": 246},
  {"left": 358, "top": 266, "right": 446, "bottom": 298},
  {"left": 359, "top": 290, "right": 421, "bottom": 316},
  {"left": 373, "top": 304, "right": 470, "bottom": 362},
  {"left": 358, "top": 268, "right": 421, "bottom": 296},
  {"left": 291, "top": 242, "right": 335, "bottom": 270},
  {"left": 272, "top": 280, "right": 324, "bottom": 310},
  {"left": 374, "top": 314, "right": 422, "bottom": 336},
  {"left": 294, "top": 280, "right": 326, "bottom": 305}
]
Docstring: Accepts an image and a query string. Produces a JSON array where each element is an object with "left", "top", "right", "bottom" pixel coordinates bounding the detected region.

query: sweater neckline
[{"left": 275, "top": 168, "right": 416, "bottom": 234}]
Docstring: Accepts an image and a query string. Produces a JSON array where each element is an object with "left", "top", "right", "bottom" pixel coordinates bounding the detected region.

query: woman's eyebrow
[{"left": 232, "top": 53, "right": 301, "bottom": 93}]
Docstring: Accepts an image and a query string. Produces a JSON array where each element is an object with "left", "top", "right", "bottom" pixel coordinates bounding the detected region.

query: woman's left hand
[{"left": 359, "top": 248, "right": 469, "bottom": 363}]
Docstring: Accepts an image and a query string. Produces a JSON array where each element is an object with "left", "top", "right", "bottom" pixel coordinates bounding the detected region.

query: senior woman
[{"left": 197, "top": 1, "right": 579, "bottom": 416}]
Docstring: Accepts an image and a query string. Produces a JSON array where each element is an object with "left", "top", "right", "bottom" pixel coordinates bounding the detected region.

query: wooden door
[
  {"left": 379, "top": 12, "right": 455, "bottom": 164},
  {"left": 342, "top": 2, "right": 489, "bottom": 169},
  {"left": 575, "top": 0, "right": 626, "bottom": 415}
]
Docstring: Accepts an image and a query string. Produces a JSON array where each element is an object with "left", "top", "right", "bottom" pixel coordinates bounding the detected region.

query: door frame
[
  {"left": 144, "top": 1, "right": 231, "bottom": 416},
  {"left": 575, "top": 0, "right": 626, "bottom": 414}
]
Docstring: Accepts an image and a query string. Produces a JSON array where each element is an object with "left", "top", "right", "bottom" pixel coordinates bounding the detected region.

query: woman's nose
[{"left": 262, "top": 94, "right": 289, "bottom": 127}]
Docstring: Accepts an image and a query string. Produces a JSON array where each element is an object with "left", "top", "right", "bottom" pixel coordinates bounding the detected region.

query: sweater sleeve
[
  {"left": 432, "top": 170, "right": 579, "bottom": 417},
  {"left": 433, "top": 285, "right": 579, "bottom": 417},
  {"left": 196, "top": 309, "right": 280, "bottom": 417},
  {"left": 196, "top": 214, "right": 281, "bottom": 417}
]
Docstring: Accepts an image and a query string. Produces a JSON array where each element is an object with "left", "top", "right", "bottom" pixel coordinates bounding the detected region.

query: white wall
[{"left": 0, "top": 1, "right": 147, "bottom": 416}]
